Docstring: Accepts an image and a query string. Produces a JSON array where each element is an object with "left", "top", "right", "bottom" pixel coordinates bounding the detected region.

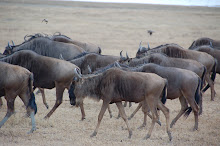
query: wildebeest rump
[
  {"left": 0, "top": 50, "right": 80, "bottom": 118},
  {"left": 4, "top": 34, "right": 85, "bottom": 61},
  {"left": 51, "top": 33, "right": 102, "bottom": 54},
  {"left": 0, "top": 62, "right": 37, "bottom": 133},
  {"left": 136, "top": 44, "right": 217, "bottom": 100},
  {"left": 189, "top": 45, "right": 220, "bottom": 73},
  {"left": 188, "top": 37, "right": 220, "bottom": 50},
  {"left": 73, "top": 68, "right": 172, "bottom": 140},
  {"left": 120, "top": 63, "right": 201, "bottom": 130}
]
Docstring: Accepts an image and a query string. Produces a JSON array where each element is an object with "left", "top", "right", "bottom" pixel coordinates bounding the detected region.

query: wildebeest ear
[{"left": 59, "top": 54, "right": 64, "bottom": 60}]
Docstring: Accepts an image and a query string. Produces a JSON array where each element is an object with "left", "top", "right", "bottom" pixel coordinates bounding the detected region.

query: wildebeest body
[
  {"left": 0, "top": 50, "right": 80, "bottom": 118},
  {"left": 0, "top": 61, "right": 37, "bottom": 133}
]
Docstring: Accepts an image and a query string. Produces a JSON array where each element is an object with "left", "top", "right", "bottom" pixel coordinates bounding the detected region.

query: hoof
[
  {"left": 90, "top": 131, "right": 97, "bottom": 137},
  {"left": 138, "top": 124, "right": 146, "bottom": 130},
  {"left": 44, "top": 116, "right": 49, "bottom": 120},
  {"left": 157, "top": 120, "right": 161, "bottom": 126},
  {"left": 109, "top": 115, "right": 113, "bottom": 118},
  {"left": 143, "top": 134, "right": 150, "bottom": 140},
  {"left": 193, "top": 127, "right": 198, "bottom": 131},
  {"left": 168, "top": 131, "right": 172, "bottom": 141},
  {"left": 81, "top": 117, "right": 86, "bottom": 121},
  {"left": 45, "top": 104, "right": 49, "bottom": 109},
  {"left": 128, "top": 131, "right": 132, "bottom": 139},
  {"left": 27, "top": 127, "right": 36, "bottom": 134}
]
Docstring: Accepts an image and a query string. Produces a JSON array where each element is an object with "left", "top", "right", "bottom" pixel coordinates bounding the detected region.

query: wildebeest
[
  {"left": 0, "top": 50, "right": 80, "bottom": 118},
  {"left": 68, "top": 52, "right": 120, "bottom": 119},
  {"left": 73, "top": 67, "right": 172, "bottom": 140},
  {"left": 118, "top": 63, "right": 201, "bottom": 130},
  {"left": 51, "top": 33, "right": 102, "bottom": 54},
  {"left": 189, "top": 45, "right": 220, "bottom": 74},
  {"left": 4, "top": 34, "right": 85, "bottom": 60},
  {"left": 188, "top": 37, "right": 220, "bottom": 50},
  {"left": 0, "top": 62, "right": 37, "bottom": 133},
  {"left": 135, "top": 44, "right": 217, "bottom": 101}
]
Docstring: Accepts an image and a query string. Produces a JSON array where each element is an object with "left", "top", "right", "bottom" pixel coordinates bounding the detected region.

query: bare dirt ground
[{"left": 0, "top": 0, "right": 220, "bottom": 145}]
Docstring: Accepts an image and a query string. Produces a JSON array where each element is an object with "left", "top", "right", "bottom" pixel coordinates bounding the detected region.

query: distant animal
[
  {"left": 0, "top": 62, "right": 37, "bottom": 133},
  {"left": 4, "top": 33, "right": 85, "bottom": 61},
  {"left": 188, "top": 37, "right": 220, "bottom": 50},
  {"left": 135, "top": 43, "right": 217, "bottom": 101},
  {"left": 147, "top": 30, "right": 154, "bottom": 35},
  {"left": 73, "top": 67, "right": 172, "bottom": 140},
  {"left": 189, "top": 45, "right": 220, "bottom": 74},
  {"left": 51, "top": 32, "right": 102, "bottom": 54},
  {"left": 0, "top": 50, "right": 80, "bottom": 119},
  {"left": 42, "top": 19, "right": 48, "bottom": 24}
]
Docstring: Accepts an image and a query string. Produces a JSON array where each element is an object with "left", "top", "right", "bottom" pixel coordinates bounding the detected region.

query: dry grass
[{"left": 0, "top": 0, "right": 220, "bottom": 145}]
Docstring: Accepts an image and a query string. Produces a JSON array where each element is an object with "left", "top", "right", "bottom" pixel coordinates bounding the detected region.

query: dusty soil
[{"left": 0, "top": 0, "right": 220, "bottom": 145}]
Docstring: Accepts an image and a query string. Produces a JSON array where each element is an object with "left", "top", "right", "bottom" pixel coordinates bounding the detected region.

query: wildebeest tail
[
  {"left": 184, "top": 78, "right": 201, "bottom": 118},
  {"left": 161, "top": 79, "right": 168, "bottom": 104},
  {"left": 200, "top": 66, "right": 206, "bottom": 90},
  {"left": 202, "top": 59, "right": 217, "bottom": 92},
  {"left": 27, "top": 74, "right": 37, "bottom": 114}
]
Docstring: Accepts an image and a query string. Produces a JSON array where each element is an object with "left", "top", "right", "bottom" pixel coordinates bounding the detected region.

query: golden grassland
[{"left": 0, "top": 0, "right": 220, "bottom": 145}]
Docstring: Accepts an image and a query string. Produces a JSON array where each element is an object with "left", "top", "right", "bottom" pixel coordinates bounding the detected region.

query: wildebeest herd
[{"left": 0, "top": 34, "right": 219, "bottom": 141}]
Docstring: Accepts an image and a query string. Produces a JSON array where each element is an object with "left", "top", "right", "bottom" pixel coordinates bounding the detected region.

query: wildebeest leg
[
  {"left": 204, "top": 75, "right": 215, "bottom": 101},
  {"left": 185, "top": 95, "right": 199, "bottom": 131},
  {"left": 107, "top": 105, "right": 112, "bottom": 118},
  {"left": 19, "top": 93, "right": 36, "bottom": 133},
  {"left": 143, "top": 96, "right": 157, "bottom": 140},
  {"left": 123, "top": 101, "right": 127, "bottom": 107},
  {"left": 129, "top": 102, "right": 132, "bottom": 107},
  {"left": 0, "top": 97, "right": 3, "bottom": 108},
  {"left": 0, "top": 97, "right": 15, "bottom": 128},
  {"left": 38, "top": 88, "right": 49, "bottom": 109},
  {"left": 79, "top": 102, "right": 85, "bottom": 120},
  {"left": 157, "top": 100, "right": 172, "bottom": 141},
  {"left": 44, "top": 84, "right": 65, "bottom": 119},
  {"left": 116, "top": 102, "right": 132, "bottom": 139},
  {"left": 128, "top": 102, "right": 142, "bottom": 120},
  {"left": 170, "top": 96, "right": 188, "bottom": 128},
  {"left": 91, "top": 100, "right": 109, "bottom": 137}
]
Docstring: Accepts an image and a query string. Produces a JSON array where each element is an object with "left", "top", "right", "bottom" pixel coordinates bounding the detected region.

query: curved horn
[
  {"left": 126, "top": 52, "right": 129, "bottom": 59},
  {"left": 8, "top": 42, "right": 12, "bottom": 49},
  {"left": 138, "top": 41, "right": 142, "bottom": 51},
  {"left": 11, "top": 40, "right": 15, "bottom": 46},
  {"left": 74, "top": 68, "right": 82, "bottom": 79},
  {"left": 87, "top": 65, "right": 92, "bottom": 74},
  {"left": 120, "top": 50, "right": 123, "bottom": 58},
  {"left": 24, "top": 34, "right": 28, "bottom": 41},
  {"left": 147, "top": 43, "right": 150, "bottom": 50}
]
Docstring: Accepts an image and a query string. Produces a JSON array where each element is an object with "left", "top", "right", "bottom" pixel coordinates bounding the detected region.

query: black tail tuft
[
  {"left": 28, "top": 74, "right": 37, "bottom": 114},
  {"left": 184, "top": 78, "right": 201, "bottom": 117},
  {"left": 202, "top": 59, "right": 217, "bottom": 92},
  {"left": 68, "top": 83, "right": 76, "bottom": 106},
  {"left": 161, "top": 80, "right": 167, "bottom": 104}
]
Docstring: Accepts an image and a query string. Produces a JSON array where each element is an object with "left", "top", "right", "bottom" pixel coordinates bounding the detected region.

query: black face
[{"left": 3, "top": 47, "right": 13, "bottom": 55}]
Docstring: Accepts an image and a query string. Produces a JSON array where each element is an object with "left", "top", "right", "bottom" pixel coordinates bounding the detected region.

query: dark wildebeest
[
  {"left": 0, "top": 62, "right": 37, "bottom": 133},
  {"left": 4, "top": 34, "right": 85, "bottom": 60},
  {"left": 73, "top": 67, "right": 172, "bottom": 140},
  {"left": 0, "top": 50, "right": 80, "bottom": 119},
  {"left": 189, "top": 45, "right": 220, "bottom": 74},
  {"left": 68, "top": 52, "right": 120, "bottom": 120},
  {"left": 136, "top": 44, "right": 217, "bottom": 101},
  {"left": 51, "top": 33, "right": 102, "bottom": 54},
  {"left": 116, "top": 63, "right": 201, "bottom": 130},
  {"left": 188, "top": 37, "right": 220, "bottom": 50}
]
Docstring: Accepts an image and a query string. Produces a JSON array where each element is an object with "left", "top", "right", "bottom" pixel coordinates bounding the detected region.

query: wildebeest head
[
  {"left": 136, "top": 41, "right": 150, "bottom": 58},
  {"left": 119, "top": 51, "right": 132, "bottom": 65},
  {"left": 3, "top": 41, "right": 14, "bottom": 55}
]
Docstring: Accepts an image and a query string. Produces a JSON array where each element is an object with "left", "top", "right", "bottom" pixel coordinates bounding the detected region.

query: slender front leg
[
  {"left": 0, "top": 99, "right": 15, "bottom": 128},
  {"left": 44, "top": 84, "right": 65, "bottom": 119},
  {"left": 27, "top": 111, "right": 36, "bottom": 134},
  {"left": 80, "top": 102, "right": 86, "bottom": 120},
  {"left": 128, "top": 102, "right": 142, "bottom": 120},
  {"left": 91, "top": 100, "right": 109, "bottom": 137},
  {"left": 39, "top": 88, "right": 49, "bottom": 109},
  {"left": 107, "top": 105, "right": 112, "bottom": 118},
  {"left": 116, "top": 102, "right": 132, "bottom": 139}
]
